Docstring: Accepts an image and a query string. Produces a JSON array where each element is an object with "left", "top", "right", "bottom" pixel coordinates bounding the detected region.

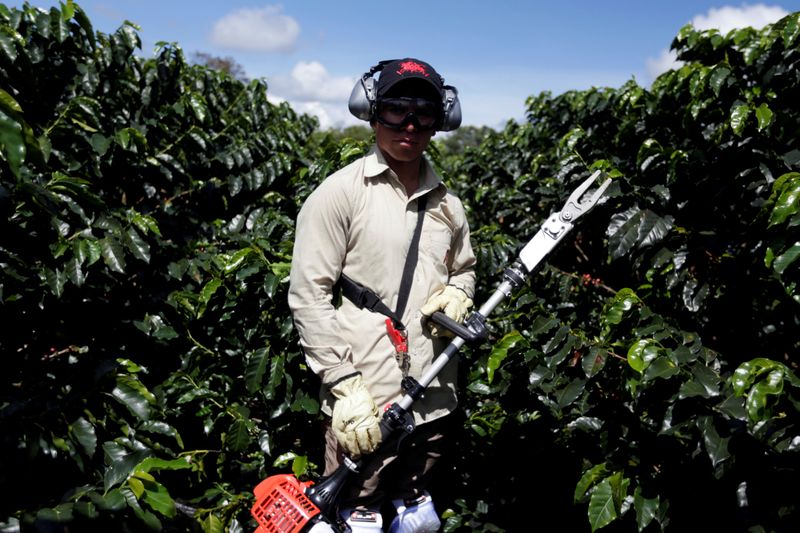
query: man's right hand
[{"left": 330, "top": 374, "right": 382, "bottom": 458}]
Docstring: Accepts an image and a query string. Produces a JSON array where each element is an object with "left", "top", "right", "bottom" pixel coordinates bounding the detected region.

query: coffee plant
[
  {"left": 0, "top": 2, "right": 797, "bottom": 532},
  {"left": 441, "top": 12, "right": 800, "bottom": 533}
]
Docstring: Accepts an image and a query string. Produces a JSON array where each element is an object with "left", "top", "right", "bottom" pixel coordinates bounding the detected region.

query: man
[{"left": 288, "top": 58, "right": 476, "bottom": 532}]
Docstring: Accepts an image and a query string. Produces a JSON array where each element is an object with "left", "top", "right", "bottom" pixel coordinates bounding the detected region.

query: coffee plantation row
[{"left": 1, "top": 2, "right": 798, "bottom": 531}]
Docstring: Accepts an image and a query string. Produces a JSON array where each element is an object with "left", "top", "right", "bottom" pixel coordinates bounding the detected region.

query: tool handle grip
[{"left": 429, "top": 311, "right": 484, "bottom": 344}]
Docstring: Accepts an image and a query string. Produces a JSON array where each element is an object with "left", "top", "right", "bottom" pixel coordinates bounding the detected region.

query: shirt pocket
[{"left": 423, "top": 228, "right": 452, "bottom": 265}]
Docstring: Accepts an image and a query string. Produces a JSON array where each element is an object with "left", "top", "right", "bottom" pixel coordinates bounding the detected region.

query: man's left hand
[{"left": 420, "top": 285, "right": 473, "bottom": 337}]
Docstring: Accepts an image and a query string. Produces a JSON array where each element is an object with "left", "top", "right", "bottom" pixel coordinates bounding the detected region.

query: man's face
[
  {"left": 373, "top": 117, "right": 435, "bottom": 166},
  {"left": 372, "top": 79, "right": 440, "bottom": 166}
]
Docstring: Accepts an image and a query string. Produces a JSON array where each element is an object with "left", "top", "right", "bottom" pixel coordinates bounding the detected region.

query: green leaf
[
  {"left": 138, "top": 476, "right": 176, "bottom": 518},
  {"left": 70, "top": 96, "right": 102, "bottom": 130},
  {"left": 201, "top": 513, "right": 224, "bottom": 533},
  {"left": 608, "top": 208, "right": 674, "bottom": 259},
  {"left": 91, "top": 133, "right": 111, "bottom": 155},
  {"left": 135, "top": 456, "right": 193, "bottom": 474},
  {"left": 698, "top": 415, "right": 730, "bottom": 467},
  {"left": 773, "top": 242, "right": 800, "bottom": 274},
  {"left": 730, "top": 358, "right": 796, "bottom": 397},
  {"left": 487, "top": 330, "right": 524, "bottom": 383},
  {"left": 582, "top": 347, "right": 607, "bottom": 378},
  {"left": 607, "top": 206, "right": 642, "bottom": 259},
  {"left": 131, "top": 211, "right": 162, "bottom": 236},
  {"left": 128, "top": 476, "right": 144, "bottom": 498},
  {"left": 273, "top": 451, "right": 298, "bottom": 468},
  {"left": 226, "top": 418, "right": 252, "bottom": 452},
  {"left": 0, "top": 108, "right": 25, "bottom": 176},
  {"left": 755, "top": 103, "right": 774, "bottom": 131},
  {"left": 0, "top": 26, "right": 20, "bottom": 62},
  {"left": 746, "top": 369, "right": 784, "bottom": 421},
  {"left": 270, "top": 261, "right": 292, "bottom": 278},
  {"left": 633, "top": 487, "right": 659, "bottom": 531},
  {"left": 197, "top": 278, "right": 222, "bottom": 317},
  {"left": 263, "top": 272, "right": 280, "bottom": 298},
  {"left": 83, "top": 238, "right": 103, "bottom": 266},
  {"left": 291, "top": 454, "right": 309, "bottom": 478},
  {"left": 70, "top": 417, "right": 97, "bottom": 456},
  {"left": 49, "top": 6, "right": 69, "bottom": 42},
  {"left": 88, "top": 489, "right": 127, "bottom": 512},
  {"left": 246, "top": 347, "right": 269, "bottom": 393},
  {"left": 783, "top": 149, "right": 800, "bottom": 168},
  {"left": 588, "top": 478, "right": 618, "bottom": 531},
  {"left": 575, "top": 464, "right": 609, "bottom": 503},
  {"left": 542, "top": 325, "right": 569, "bottom": 356},
  {"left": 73, "top": 5, "right": 95, "bottom": 48},
  {"left": 602, "top": 288, "right": 640, "bottom": 329},
  {"left": 682, "top": 279, "right": 709, "bottom": 312},
  {"left": 112, "top": 375, "right": 155, "bottom": 421},
  {"left": 102, "top": 443, "right": 151, "bottom": 491},
  {"left": 642, "top": 356, "right": 679, "bottom": 381},
  {"left": 263, "top": 352, "right": 285, "bottom": 400},
  {"left": 768, "top": 173, "right": 800, "bottom": 227},
  {"left": 139, "top": 421, "right": 184, "bottom": 448},
  {"left": 627, "top": 340, "right": 660, "bottom": 373},
  {"left": 188, "top": 92, "right": 208, "bottom": 123},
  {"left": 101, "top": 237, "right": 126, "bottom": 273},
  {"left": 120, "top": 485, "right": 162, "bottom": 530},
  {"left": 223, "top": 247, "right": 252, "bottom": 273},
  {"left": 0, "top": 87, "right": 22, "bottom": 114},
  {"left": 730, "top": 103, "right": 750, "bottom": 135},
  {"left": 782, "top": 12, "right": 800, "bottom": 47},
  {"left": 291, "top": 390, "right": 320, "bottom": 414},
  {"left": 125, "top": 227, "right": 150, "bottom": 262},
  {"left": 678, "top": 364, "right": 720, "bottom": 399},
  {"left": 45, "top": 267, "right": 68, "bottom": 298},
  {"left": 65, "top": 255, "right": 86, "bottom": 287},
  {"left": 708, "top": 66, "right": 730, "bottom": 96},
  {"left": 36, "top": 504, "right": 74, "bottom": 523},
  {"left": 556, "top": 378, "right": 586, "bottom": 408}
]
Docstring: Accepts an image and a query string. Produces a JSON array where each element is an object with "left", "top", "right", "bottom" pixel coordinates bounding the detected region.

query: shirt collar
[{"left": 364, "top": 145, "right": 447, "bottom": 199}]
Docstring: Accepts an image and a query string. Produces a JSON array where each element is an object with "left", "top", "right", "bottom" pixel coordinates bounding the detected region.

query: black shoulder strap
[
  {"left": 337, "top": 274, "right": 402, "bottom": 325},
  {"left": 393, "top": 195, "right": 427, "bottom": 324},
  {"left": 337, "top": 195, "right": 428, "bottom": 330}
]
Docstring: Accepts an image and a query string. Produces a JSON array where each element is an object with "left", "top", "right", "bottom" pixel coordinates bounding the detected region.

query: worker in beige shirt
[{"left": 288, "top": 58, "right": 476, "bottom": 532}]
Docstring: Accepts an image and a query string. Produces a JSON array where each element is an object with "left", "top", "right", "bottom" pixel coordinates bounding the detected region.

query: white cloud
[
  {"left": 691, "top": 3, "right": 788, "bottom": 33},
  {"left": 645, "top": 3, "right": 788, "bottom": 80},
  {"left": 645, "top": 48, "right": 681, "bottom": 81},
  {"left": 211, "top": 5, "right": 299, "bottom": 52},
  {"left": 266, "top": 61, "right": 361, "bottom": 129},
  {"left": 273, "top": 61, "right": 355, "bottom": 102},
  {"left": 290, "top": 101, "right": 361, "bottom": 130}
]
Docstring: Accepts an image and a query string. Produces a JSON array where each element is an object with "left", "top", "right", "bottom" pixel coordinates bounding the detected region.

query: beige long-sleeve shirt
[{"left": 287, "top": 146, "right": 476, "bottom": 425}]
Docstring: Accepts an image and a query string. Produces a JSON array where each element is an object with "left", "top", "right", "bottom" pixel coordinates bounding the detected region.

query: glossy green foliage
[
  {"left": 1, "top": 3, "right": 799, "bottom": 532},
  {"left": 0, "top": 2, "right": 319, "bottom": 530},
  {"left": 440, "top": 12, "right": 800, "bottom": 532}
]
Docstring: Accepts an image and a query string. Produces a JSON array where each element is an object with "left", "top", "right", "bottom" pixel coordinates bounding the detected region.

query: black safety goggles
[{"left": 375, "top": 97, "right": 441, "bottom": 131}]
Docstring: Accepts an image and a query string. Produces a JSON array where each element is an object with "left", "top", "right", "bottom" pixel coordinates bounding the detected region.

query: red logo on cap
[{"left": 397, "top": 60, "right": 429, "bottom": 77}]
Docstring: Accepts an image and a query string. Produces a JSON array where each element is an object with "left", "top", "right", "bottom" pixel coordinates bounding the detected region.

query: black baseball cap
[{"left": 376, "top": 58, "right": 444, "bottom": 100}]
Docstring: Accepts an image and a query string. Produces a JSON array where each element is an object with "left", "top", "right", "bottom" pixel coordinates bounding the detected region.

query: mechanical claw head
[{"left": 560, "top": 170, "right": 612, "bottom": 223}]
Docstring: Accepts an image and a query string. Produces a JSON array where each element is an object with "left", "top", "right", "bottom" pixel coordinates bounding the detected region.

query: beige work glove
[
  {"left": 420, "top": 285, "right": 473, "bottom": 337},
  {"left": 330, "top": 374, "right": 382, "bottom": 458}
]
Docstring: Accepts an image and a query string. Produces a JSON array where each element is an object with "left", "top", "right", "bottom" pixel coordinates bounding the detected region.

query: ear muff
[
  {"left": 348, "top": 60, "right": 462, "bottom": 131},
  {"left": 439, "top": 86, "right": 462, "bottom": 132},
  {"left": 348, "top": 60, "right": 390, "bottom": 122},
  {"left": 347, "top": 72, "right": 377, "bottom": 121}
]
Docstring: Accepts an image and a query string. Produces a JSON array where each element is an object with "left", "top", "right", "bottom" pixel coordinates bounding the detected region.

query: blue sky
[{"left": 24, "top": 1, "right": 800, "bottom": 129}]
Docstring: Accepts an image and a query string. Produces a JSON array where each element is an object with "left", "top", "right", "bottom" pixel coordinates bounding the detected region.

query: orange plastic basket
[{"left": 251, "top": 474, "right": 321, "bottom": 533}]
